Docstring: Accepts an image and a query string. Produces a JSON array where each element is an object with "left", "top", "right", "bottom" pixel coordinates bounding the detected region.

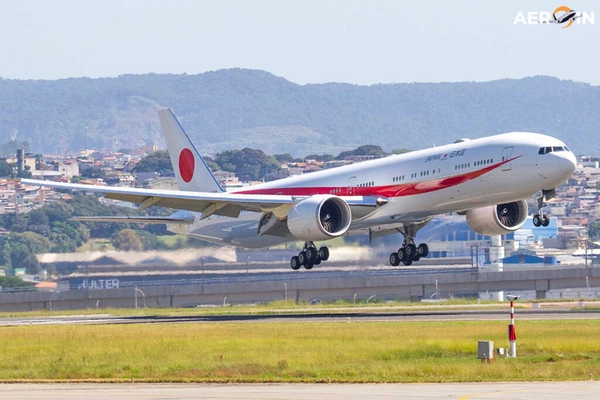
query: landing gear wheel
[
  {"left": 541, "top": 215, "right": 550, "bottom": 227},
  {"left": 413, "top": 255, "right": 421, "bottom": 262},
  {"left": 314, "top": 257, "right": 321, "bottom": 265},
  {"left": 298, "top": 251, "right": 307, "bottom": 266},
  {"left": 290, "top": 256, "right": 301, "bottom": 270},
  {"left": 403, "top": 258, "right": 413, "bottom": 266},
  {"left": 397, "top": 248, "right": 407, "bottom": 262},
  {"left": 533, "top": 214, "right": 542, "bottom": 227},
  {"left": 417, "top": 243, "right": 429, "bottom": 258},
  {"left": 389, "top": 252, "right": 401, "bottom": 266},
  {"left": 304, "top": 262, "right": 314, "bottom": 270},
  {"left": 405, "top": 244, "right": 417, "bottom": 260},
  {"left": 305, "top": 247, "right": 317, "bottom": 262},
  {"left": 318, "top": 246, "right": 329, "bottom": 261}
]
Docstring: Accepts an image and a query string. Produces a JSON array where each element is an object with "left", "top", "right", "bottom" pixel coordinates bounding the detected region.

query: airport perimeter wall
[{"left": 0, "top": 265, "right": 599, "bottom": 311}]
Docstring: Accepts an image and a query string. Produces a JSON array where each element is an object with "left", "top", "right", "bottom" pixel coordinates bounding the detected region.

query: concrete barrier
[{"left": 0, "top": 265, "right": 598, "bottom": 311}]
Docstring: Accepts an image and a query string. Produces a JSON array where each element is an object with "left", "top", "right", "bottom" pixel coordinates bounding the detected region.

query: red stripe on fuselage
[{"left": 235, "top": 157, "right": 520, "bottom": 198}]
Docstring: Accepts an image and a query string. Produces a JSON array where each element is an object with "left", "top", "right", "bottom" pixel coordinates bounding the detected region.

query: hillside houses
[{"left": 2, "top": 148, "right": 599, "bottom": 251}]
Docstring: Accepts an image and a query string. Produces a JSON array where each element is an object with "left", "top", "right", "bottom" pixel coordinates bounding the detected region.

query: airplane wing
[
  {"left": 21, "top": 179, "right": 381, "bottom": 220},
  {"left": 72, "top": 215, "right": 195, "bottom": 225}
]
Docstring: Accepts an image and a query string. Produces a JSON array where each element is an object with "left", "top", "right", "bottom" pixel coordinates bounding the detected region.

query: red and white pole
[{"left": 508, "top": 300, "right": 517, "bottom": 357}]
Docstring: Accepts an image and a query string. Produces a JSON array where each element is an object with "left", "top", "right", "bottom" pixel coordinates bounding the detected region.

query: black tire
[
  {"left": 290, "top": 256, "right": 301, "bottom": 270},
  {"left": 403, "top": 258, "right": 413, "bottom": 266},
  {"left": 304, "top": 262, "right": 314, "bottom": 270},
  {"left": 306, "top": 247, "right": 317, "bottom": 262},
  {"left": 397, "top": 247, "right": 407, "bottom": 262},
  {"left": 405, "top": 244, "right": 417, "bottom": 259},
  {"left": 314, "top": 257, "right": 321, "bottom": 265},
  {"left": 533, "top": 214, "right": 542, "bottom": 227},
  {"left": 413, "top": 254, "right": 421, "bottom": 262},
  {"left": 389, "top": 252, "right": 400, "bottom": 266},
  {"left": 542, "top": 215, "right": 550, "bottom": 227},
  {"left": 417, "top": 243, "right": 429, "bottom": 258},
  {"left": 318, "top": 246, "right": 330, "bottom": 261},
  {"left": 298, "top": 251, "right": 307, "bottom": 265}
]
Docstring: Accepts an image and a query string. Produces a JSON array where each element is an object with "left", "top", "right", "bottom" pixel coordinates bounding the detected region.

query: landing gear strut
[
  {"left": 389, "top": 222, "right": 429, "bottom": 267},
  {"left": 532, "top": 189, "right": 554, "bottom": 227},
  {"left": 290, "top": 241, "right": 329, "bottom": 270}
]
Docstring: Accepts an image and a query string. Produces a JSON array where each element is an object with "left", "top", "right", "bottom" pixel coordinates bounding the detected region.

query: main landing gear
[
  {"left": 389, "top": 242, "right": 429, "bottom": 266},
  {"left": 532, "top": 189, "right": 554, "bottom": 227},
  {"left": 290, "top": 241, "right": 330, "bottom": 270},
  {"left": 389, "top": 223, "right": 429, "bottom": 267}
]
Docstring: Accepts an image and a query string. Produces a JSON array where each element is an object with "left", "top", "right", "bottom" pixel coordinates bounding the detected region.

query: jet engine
[
  {"left": 466, "top": 200, "right": 528, "bottom": 235},
  {"left": 287, "top": 195, "right": 352, "bottom": 241}
]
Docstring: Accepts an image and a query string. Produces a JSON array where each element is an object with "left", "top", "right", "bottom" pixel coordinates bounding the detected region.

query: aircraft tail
[{"left": 157, "top": 108, "right": 224, "bottom": 193}]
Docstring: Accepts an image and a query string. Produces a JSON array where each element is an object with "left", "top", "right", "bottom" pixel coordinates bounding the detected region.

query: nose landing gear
[{"left": 532, "top": 189, "right": 554, "bottom": 227}]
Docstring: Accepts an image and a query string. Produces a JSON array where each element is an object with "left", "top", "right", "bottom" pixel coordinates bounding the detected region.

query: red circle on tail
[{"left": 179, "top": 148, "right": 195, "bottom": 183}]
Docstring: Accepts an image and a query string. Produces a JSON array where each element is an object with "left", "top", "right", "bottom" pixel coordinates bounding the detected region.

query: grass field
[{"left": 1, "top": 319, "right": 599, "bottom": 382}]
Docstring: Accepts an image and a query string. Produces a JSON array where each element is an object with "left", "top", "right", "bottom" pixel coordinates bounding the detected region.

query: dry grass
[{"left": 0, "top": 320, "right": 599, "bottom": 382}]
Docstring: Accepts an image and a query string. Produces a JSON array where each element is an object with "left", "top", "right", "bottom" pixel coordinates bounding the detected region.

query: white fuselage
[{"left": 174, "top": 132, "right": 576, "bottom": 248}]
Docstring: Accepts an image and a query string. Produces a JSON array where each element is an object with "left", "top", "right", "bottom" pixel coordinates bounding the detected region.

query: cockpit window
[{"left": 539, "top": 146, "right": 569, "bottom": 155}]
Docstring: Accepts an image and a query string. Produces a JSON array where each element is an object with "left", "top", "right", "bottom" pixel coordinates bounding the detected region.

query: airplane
[
  {"left": 21, "top": 108, "right": 577, "bottom": 270},
  {"left": 541, "top": 8, "right": 581, "bottom": 26}
]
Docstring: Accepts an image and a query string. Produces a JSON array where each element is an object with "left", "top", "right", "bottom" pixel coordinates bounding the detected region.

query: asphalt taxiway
[{"left": 2, "top": 382, "right": 599, "bottom": 399}]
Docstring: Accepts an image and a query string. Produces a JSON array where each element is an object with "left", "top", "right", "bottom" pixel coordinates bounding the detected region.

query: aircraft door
[
  {"left": 347, "top": 176, "right": 356, "bottom": 196},
  {"left": 501, "top": 147, "right": 514, "bottom": 171}
]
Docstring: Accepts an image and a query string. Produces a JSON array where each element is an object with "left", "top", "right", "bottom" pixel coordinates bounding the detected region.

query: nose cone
[{"left": 558, "top": 151, "right": 577, "bottom": 177}]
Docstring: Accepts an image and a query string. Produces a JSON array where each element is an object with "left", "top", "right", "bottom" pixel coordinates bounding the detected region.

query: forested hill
[{"left": 0, "top": 69, "right": 598, "bottom": 157}]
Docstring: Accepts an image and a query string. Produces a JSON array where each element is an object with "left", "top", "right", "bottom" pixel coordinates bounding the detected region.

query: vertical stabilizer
[{"left": 157, "top": 108, "right": 224, "bottom": 193}]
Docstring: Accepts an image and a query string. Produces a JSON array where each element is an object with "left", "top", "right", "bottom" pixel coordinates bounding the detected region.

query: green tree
[
  {"left": 137, "top": 230, "right": 159, "bottom": 250},
  {"left": 216, "top": 148, "right": 280, "bottom": 181},
  {"left": 336, "top": 145, "right": 387, "bottom": 160},
  {"left": 304, "top": 154, "right": 334, "bottom": 162},
  {"left": 273, "top": 153, "right": 295, "bottom": 163},
  {"left": 9, "top": 232, "right": 51, "bottom": 254},
  {"left": 0, "top": 276, "right": 35, "bottom": 290},
  {"left": 214, "top": 149, "right": 239, "bottom": 172},
  {"left": 589, "top": 220, "right": 600, "bottom": 240},
  {"left": 49, "top": 232, "right": 77, "bottom": 253},
  {"left": 1, "top": 231, "right": 49, "bottom": 274},
  {"left": 391, "top": 148, "right": 412, "bottom": 154},
  {"left": 1, "top": 241, "right": 12, "bottom": 270},
  {"left": 8, "top": 242, "right": 40, "bottom": 274},
  {"left": 132, "top": 150, "right": 172, "bottom": 173},
  {"left": 112, "top": 229, "right": 143, "bottom": 251},
  {"left": 80, "top": 167, "right": 106, "bottom": 179},
  {"left": 203, "top": 156, "right": 219, "bottom": 172},
  {"left": 0, "top": 161, "right": 13, "bottom": 177}
]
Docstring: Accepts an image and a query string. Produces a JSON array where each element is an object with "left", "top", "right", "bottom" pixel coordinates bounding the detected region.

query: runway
[
  {"left": 1, "top": 306, "right": 599, "bottom": 326},
  {"left": 2, "top": 382, "right": 599, "bottom": 399}
]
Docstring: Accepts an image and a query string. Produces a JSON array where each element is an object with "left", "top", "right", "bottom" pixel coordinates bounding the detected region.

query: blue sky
[{"left": 1, "top": 0, "right": 598, "bottom": 85}]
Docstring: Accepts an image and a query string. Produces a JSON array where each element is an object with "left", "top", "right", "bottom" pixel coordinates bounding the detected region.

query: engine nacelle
[
  {"left": 466, "top": 200, "right": 528, "bottom": 236},
  {"left": 287, "top": 195, "right": 352, "bottom": 241}
]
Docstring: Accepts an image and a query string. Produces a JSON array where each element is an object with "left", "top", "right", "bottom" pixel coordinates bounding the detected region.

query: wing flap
[{"left": 73, "top": 215, "right": 195, "bottom": 225}]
